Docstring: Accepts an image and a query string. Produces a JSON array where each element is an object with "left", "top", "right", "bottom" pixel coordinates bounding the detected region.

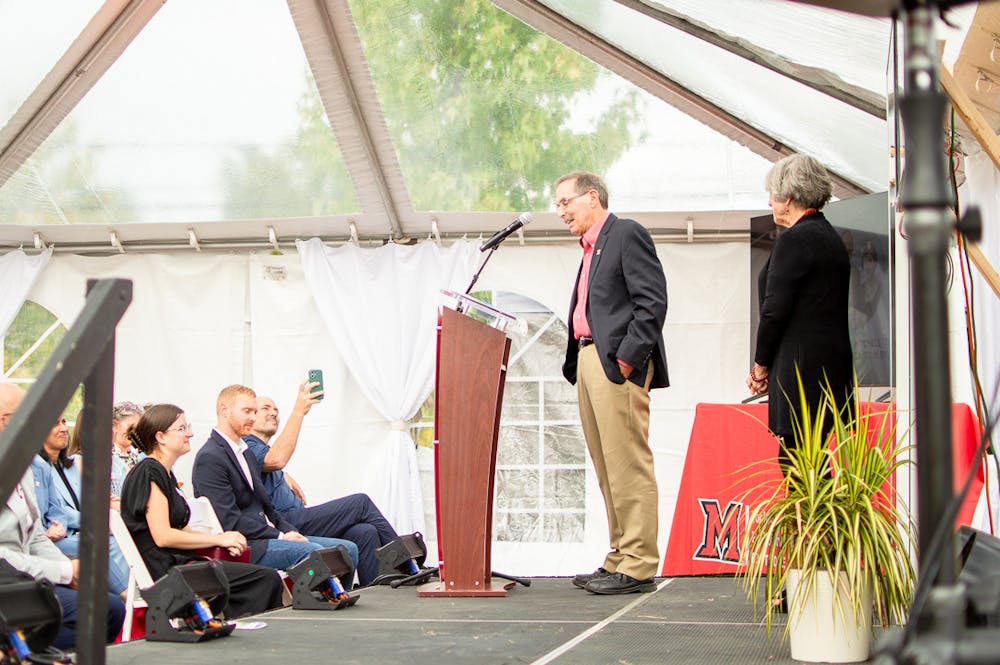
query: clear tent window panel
[
  {"left": 492, "top": 291, "right": 587, "bottom": 544},
  {"left": 348, "top": 0, "right": 643, "bottom": 213},
  {"left": 605, "top": 98, "right": 775, "bottom": 211},
  {"left": 0, "top": 0, "right": 103, "bottom": 128},
  {"left": 501, "top": 381, "right": 542, "bottom": 422},
  {"left": 639, "top": 0, "right": 891, "bottom": 94},
  {"left": 0, "top": 0, "right": 358, "bottom": 226},
  {"left": 2, "top": 300, "right": 83, "bottom": 417},
  {"left": 350, "top": 0, "right": 782, "bottom": 213},
  {"left": 413, "top": 289, "right": 587, "bottom": 545},
  {"left": 538, "top": 0, "right": 891, "bottom": 194}
]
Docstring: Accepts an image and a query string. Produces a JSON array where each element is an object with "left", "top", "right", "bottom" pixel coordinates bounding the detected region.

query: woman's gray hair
[{"left": 765, "top": 154, "right": 833, "bottom": 210}]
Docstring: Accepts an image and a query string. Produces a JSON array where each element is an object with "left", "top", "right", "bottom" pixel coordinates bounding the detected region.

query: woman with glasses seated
[
  {"left": 30, "top": 416, "right": 131, "bottom": 596},
  {"left": 120, "top": 404, "right": 284, "bottom": 618}
]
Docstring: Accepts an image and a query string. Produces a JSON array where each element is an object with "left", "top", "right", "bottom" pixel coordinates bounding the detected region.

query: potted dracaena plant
[{"left": 738, "top": 378, "right": 916, "bottom": 663}]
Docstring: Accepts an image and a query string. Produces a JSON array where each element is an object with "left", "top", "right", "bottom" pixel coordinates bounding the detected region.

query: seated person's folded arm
[{"left": 146, "top": 482, "right": 247, "bottom": 555}]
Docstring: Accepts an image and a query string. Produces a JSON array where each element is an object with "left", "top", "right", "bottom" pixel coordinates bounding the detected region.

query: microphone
[{"left": 479, "top": 213, "right": 532, "bottom": 252}]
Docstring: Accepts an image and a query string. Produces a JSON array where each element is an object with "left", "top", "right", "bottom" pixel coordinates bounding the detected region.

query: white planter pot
[{"left": 786, "top": 569, "right": 873, "bottom": 663}]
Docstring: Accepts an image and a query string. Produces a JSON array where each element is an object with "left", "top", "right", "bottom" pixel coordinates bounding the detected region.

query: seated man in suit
[
  {"left": 192, "top": 384, "right": 358, "bottom": 572},
  {"left": 0, "top": 383, "right": 125, "bottom": 650},
  {"left": 245, "top": 382, "right": 399, "bottom": 586}
]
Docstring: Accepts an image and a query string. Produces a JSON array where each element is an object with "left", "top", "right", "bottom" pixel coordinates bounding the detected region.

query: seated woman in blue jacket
[{"left": 30, "top": 416, "right": 131, "bottom": 596}]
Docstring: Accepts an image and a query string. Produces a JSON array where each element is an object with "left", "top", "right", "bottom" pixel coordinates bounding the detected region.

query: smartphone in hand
[{"left": 307, "top": 369, "right": 324, "bottom": 401}]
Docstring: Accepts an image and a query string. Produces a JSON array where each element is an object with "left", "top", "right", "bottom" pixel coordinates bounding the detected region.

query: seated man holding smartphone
[
  {"left": 243, "top": 374, "right": 400, "bottom": 587},
  {"left": 192, "top": 384, "right": 359, "bottom": 573}
]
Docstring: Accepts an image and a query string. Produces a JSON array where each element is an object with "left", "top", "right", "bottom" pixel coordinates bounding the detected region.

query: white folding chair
[
  {"left": 185, "top": 495, "right": 224, "bottom": 535},
  {"left": 108, "top": 509, "right": 154, "bottom": 641}
]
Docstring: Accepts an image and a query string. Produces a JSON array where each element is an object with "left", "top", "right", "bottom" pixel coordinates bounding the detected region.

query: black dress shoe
[
  {"left": 584, "top": 572, "right": 656, "bottom": 595},
  {"left": 572, "top": 567, "right": 611, "bottom": 589}
]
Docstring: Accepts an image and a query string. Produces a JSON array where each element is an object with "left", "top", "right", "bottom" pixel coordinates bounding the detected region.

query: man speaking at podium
[{"left": 557, "top": 172, "right": 668, "bottom": 595}]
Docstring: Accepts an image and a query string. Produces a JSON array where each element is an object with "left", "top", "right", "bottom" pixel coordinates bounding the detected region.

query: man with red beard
[{"left": 192, "top": 384, "right": 358, "bottom": 573}]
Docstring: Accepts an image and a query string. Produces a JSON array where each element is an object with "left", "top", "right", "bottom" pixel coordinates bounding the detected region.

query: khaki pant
[{"left": 576, "top": 344, "right": 659, "bottom": 579}]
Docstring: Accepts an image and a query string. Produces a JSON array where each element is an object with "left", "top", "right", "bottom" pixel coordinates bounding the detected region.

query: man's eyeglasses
[
  {"left": 167, "top": 423, "right": 193, "bottom": 434},
  {"left": 554, "top": 191, "right": 588, "bottom": 210}
]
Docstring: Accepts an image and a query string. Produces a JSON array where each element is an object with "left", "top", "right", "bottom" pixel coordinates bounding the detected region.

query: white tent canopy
[{"left": 0, "top": 0, "right": 921, "bottom": 252}]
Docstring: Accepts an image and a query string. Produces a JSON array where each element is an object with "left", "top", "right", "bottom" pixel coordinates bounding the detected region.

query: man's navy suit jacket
[
  {"left": 192, "top": 429, "right": 295, "bottom": 563},
  {"left": 562, "top": 213, "right": 669, "bottom": 389}
]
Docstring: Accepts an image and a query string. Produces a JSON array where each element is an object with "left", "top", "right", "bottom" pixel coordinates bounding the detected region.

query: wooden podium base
[{"left": 416, "top": 579, "right": 516, "bottom": 598}]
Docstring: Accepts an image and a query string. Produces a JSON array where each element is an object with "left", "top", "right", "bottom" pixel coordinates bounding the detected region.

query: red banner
[{"left": 662, "top": 402, "right": 983, "bottom": 577}]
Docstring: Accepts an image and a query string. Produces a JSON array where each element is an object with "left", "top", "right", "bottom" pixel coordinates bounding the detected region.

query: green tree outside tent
[
  {"left": 350, "top": 0, "right": 642, "bottom": 212},
  {"left": 222, "top": 0, "right": 641, "bottom": 217}
]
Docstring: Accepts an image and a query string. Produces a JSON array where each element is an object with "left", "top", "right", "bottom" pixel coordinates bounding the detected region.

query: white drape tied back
[
  {"left": 296, "top": 238, "right": 478, "bottom": 533},
  {"left": 0, "top": 248, "right": 53, "bottom": 341}
]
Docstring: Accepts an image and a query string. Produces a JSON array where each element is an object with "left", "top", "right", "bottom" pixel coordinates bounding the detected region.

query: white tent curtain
[
  {"left": 296, "top": 238, "right": 479, "bottom": 533},
  {"left": 0, "top": 248, "right": 52, "bottom": 343}
]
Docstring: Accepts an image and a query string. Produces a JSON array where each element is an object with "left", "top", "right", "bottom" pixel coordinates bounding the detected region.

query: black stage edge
[{"left": 105, "top": 577, "right": 848, "bottom": 664}]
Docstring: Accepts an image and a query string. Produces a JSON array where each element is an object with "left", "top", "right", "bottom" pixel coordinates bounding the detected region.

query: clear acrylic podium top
[{"left": 440, "top": 289, "right": 527, "bottom": 336}]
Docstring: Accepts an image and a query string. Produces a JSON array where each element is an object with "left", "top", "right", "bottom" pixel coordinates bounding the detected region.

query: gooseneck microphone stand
[
  {"left": 465, "top": 245, "right": 498, "bottom": 296},
  {"left": 874, "top": 1, "right": 994, "bottom": 663}
]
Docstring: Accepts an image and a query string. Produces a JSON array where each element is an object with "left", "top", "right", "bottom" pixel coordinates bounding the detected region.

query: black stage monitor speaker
[
  {"left": 375, "top": 532, "right": 428, "bottom": 578},
  {"left": 958, "top": 525, "right": 1000, "bottom": 626},
  {"left": 142, "top": 560, "right": 235, "bottom": 642},
  {"left": 0, "top": 561, "right": 62, "bottom": 656},
  {"left": 287, "top": 545, "right": 360, "bottom": 610}
]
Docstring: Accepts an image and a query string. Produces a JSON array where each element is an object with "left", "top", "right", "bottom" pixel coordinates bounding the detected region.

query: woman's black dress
[{"left": 120, "top": 457, "right": 284, "bottom": 618}]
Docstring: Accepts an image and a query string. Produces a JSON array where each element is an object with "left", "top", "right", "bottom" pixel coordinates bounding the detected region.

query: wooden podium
[{"left": 418, "top": 291, "right": 520, "bottom": 597}]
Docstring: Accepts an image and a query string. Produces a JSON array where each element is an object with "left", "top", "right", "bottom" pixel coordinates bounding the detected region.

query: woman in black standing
[
  {"left": 119, "top": 404, "right": 284, "bottom": 618},
  {"left": 747, "top": 154, "right": 854, "bottom": 462}
]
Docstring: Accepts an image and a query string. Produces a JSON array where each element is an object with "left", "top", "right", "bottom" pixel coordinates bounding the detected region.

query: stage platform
[{"left": 106, "top": 576, "right": 815, "bottom": 664}]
